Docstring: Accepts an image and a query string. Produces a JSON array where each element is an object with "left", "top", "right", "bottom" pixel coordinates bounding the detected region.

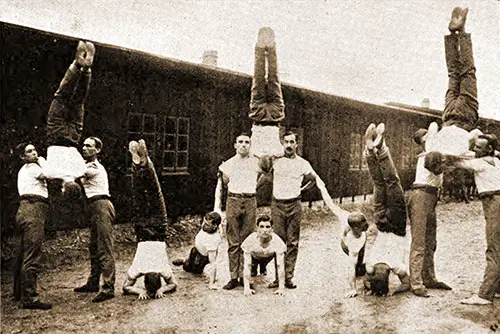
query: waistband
[
  {"left": 19, "top": 194, "right": 49, "bottom": 204},
  {"left": 478, "top": 190, "right": 500, "bottom": 199},
  {"left": 228, "top": 192, "right": 256, "bottom": 198},
  {"left": 253, "top": 121, "right": 281, "bottom": 127},
  {"left": 87, "top": 194, "right": 111, "bottom": 202},
  {"left": 412, "top": 184, "right": 439, "bottom": 195},
  {"left": 273, "top": 196, "right": 301, "bottom": 204}
]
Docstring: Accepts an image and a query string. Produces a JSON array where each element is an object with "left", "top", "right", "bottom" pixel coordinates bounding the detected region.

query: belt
[
  {"left": 412, "top": 184, "right": 438, "bottom": 195},
  {"left": 87, "top": 194, "right": 111, "bottom": 202},
  {"left": 479, "top": 190, "right": 500, "bottom": 199},
  {"left": 273, "top": 196, "right": 301, "bottom": 204},
  {"left": 19, "top": 194, "right": 49, "bottom": 204},
  {"left": 253, "top": 121, "right": 280, "bottom": 126},
  {"left": 228, "top": 192, "right": 256, "bottom": 198}
]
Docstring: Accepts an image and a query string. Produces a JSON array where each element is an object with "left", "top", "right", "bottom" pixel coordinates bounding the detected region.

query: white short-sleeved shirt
[
  {"left": 45, "top": 146, "right": 86, "bottom": 181},
  {"left": 459, "top": 157, "right": 500, "bottom": 194},
  {"left": 17, "top": 163, "right": 48, "bottom": 198},
  {"left": 195, "top": 230, "right": 221, "bottom": 256},
  {"left": 427, "top": 125, "right": 470, "bottom": 156},
  {"left": 127, "top": 241, "right": 173, "bottom": 279},
  {"left": 241, "top": 232, "right": 286, "bottom": 259},
  {"left": 82, "top": 159, "right": 110, "bottom": 198},
  {"left": 218, "top": 155, "right": 260, "bottom": 194},
  {"left": 342, "top": 229, "right": 367, "bottom": 255},
  {"left": 273, "top": 155, "right": 314, "bottom": 200},
  {"left": 413, "top": 154, "right": 443, "bottom": 188},
  {"left": 365, "top": 231, "right": 408, "bottom": 275}
]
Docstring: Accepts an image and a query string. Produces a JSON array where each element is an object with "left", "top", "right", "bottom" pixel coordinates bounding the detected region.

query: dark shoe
[
  {"left": 222, "top": 279, "right": 239, "bottom": 290},
  {"left": 74, "top": 284, "right": 99, "bottom": 293},
  {"left": 75, "top": 41, "right": 87, "bottom": 67},
  {"left": 424, "top": 281, "right": 452, "bottom": 290},
  {"left": 238, "top": 278, "right": 253, "bottom": 289},
  {"left": 261, "top": 269, "right": 267, "bottom": 276},
  {"left": 268, "top": 280, "right": 279, "bottom": 289},
  {"left": 448, "top": 7, "right": 468, "bottom": 33},
  {"left": 364, "top": 123, "right": 377, "bottom": 151},
  {"left": 172, "top": 259, "right": 185, "bottom": 266},
  {"left": 92, "top": 291, "right": 115, "bottom": 303},
  {"left": 84, "top": 41, "right": 95, "bottom": 68},
  {"left": 22, "top": 300, "right": 52, "bottom": 310},
  {"left": 412, "top": 287, "right": 430, "bottom": 298},
  {"left": 372, "top": 123, "right": 385, "bottom": 150},
  {"left": 285, "top": 279, "right": 297, "bottom": 289}
]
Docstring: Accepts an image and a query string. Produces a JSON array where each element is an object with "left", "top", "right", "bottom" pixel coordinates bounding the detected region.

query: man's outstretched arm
[
  {"left": 156, "top": 273, "right": 177, "bottom": 298},
  {"left": 122, "top": 275, "right": 149, "bottom": 300},
  {"left": 207, "top": 250, "right": 218, "bottom": 290}
]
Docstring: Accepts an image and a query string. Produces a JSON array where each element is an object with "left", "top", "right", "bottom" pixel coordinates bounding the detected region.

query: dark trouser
[
  {"left": 47, "top": 63, "right": 91, "bottom": 146},
  {"left": 86, "top": 198, "right": 116, "bottom": 292},
  {"left": 251, "top": 254, "right": 275, "bottom": 275},
  {"left": 341, "top": 240, "right": 367, "bottom": 277},
  {"left": 365, "top": 147, "right": 407, "bottom": 236},
  {"left": 248, "top": 45, "right": 285, "bottom": 123},
  {"left": 271, "top": 198, "right": 302, "bottom": 280},
  {"left": 226, "top": 196, "right": 256, "bottom": 279},
  {"left": 183, "top": 247, "right": 210, "bottom": 274},
  {"left": 443, "top": 33, "right": 478, "bottom": 131},
  {"left": 478, "top": 195, "right": 500, "bottom": 301},
  {"left": 131, "top": 160, "right": 167, "bottom": 242},
  {"left": 409, "top": 187, "right": 439, "bottom": 290},
  {"left": 13, "top": 198, "right": 48, "bottom": 303}
]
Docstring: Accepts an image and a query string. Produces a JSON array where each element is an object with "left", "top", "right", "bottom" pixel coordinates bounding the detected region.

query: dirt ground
[{"left": 1, "top": 200, "right": 499, "bottom": 334}]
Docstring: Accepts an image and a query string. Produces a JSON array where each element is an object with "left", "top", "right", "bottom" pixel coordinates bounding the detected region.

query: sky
[{"left": 1, "top": 0, "right": 499, "bottom": 120}]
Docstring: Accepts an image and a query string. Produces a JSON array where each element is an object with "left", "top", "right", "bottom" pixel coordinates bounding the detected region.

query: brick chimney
[{"left": 202, "top": 50, "right": 217, "bottom": 67}]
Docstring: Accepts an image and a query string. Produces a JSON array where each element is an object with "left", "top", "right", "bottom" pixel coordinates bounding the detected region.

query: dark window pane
[
  {"left": 165, "top": 117, "right": 177, "bottom": 134},
  {"left": 143, "top": 115, "right": 156, "bottom": 133},
  {"left": 163, "top": 151, "right": 176, "bottom": 168},
  {"left": 142, "top": 134, "right": 156, "bottom": 148},
  {"left": 128, "top": 114, "right": 142, "bottom": 133},
  {"left": 177, "top": 152, "right": 188, "bottom": 168},
  {"left": 165, "top": 135, "right": 176, "bottom": 151},
  {"left": 178, "top": 118, "right": 189, "bottom": 135},
  {"left": 178, "top": 135, "right": 188, "bottom": 151}
]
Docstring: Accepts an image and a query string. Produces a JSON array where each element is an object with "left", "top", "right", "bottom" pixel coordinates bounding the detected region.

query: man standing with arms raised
[{"left": 74, "top": 137, "right": 116, "bottom": 303}]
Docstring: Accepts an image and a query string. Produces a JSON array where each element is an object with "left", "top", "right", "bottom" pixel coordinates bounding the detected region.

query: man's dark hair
[
  {"left": 281, "top": 131, "right": 298, "bottom": 142},
  {"left": 205, "top": 211, "right": 222, "bottom": 226},
  {"left": 347, "top": 212, "right": 368, "bottom": 231},
  {"left": 236, "top": 133, "right": 251, "bottom": 140},
  {"left": 413, "top": 129, "right": 428, "bottom": 145},
  {"left": 15, "top": 142, "right": 30, "bottom": 158},
  {"left": 87, "top": 136, "right": 103, "bottom": 151},
  {"left": 256, "top": 214, "right": 273, "bottom": 226},
  {"left": 144, "top": 272, "right": 162, "bottom": 297},
  {"left": 369, "top": 263, "right": 390, "bottom": 296},
  {"left": 478, "top": 134, "right": 498, "bottom": 154},
  {"left": 62, "top": 181, "right": 83, "bottom": 200}
]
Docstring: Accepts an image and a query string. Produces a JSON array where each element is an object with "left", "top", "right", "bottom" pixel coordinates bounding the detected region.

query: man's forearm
[
  {"left": 277, "top": 254, "right": 285, "bottom": 290},
  {"left": 213, "top": 177, "right": 223, "bottom": 212},
  {"left": 243, "top": 253, "right": 252, "bottom": 290},
  {"left": 207, "top": 251, "right": 217, "bottom": 285}
]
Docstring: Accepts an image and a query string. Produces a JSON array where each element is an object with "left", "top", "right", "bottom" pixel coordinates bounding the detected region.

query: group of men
[{"left": 12, "top": 7, "right": 498, "bottom": 311}]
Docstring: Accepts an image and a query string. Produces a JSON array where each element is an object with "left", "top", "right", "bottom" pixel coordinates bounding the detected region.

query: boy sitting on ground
[{"left": 172, "top": 211, "right": 222, "bottom": 290}]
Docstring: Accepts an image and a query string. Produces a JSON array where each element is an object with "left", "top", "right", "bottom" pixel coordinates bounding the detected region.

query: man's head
[
  {"left": 413, "top": 128, "right": 428, "bottom": 147},
  {"left": 16, "top": 143, "right": 38, "bottom": 163},
  {"left": 282, "top": 131, "right": 298, "bottom": 157},
  {"left": 234, "top": 133, "right": 251, "bottom": 157},
  {"left": 202, "top": 211, "right": 222, "bottom": 234},
  {"left": 82, "top": 137, "right": 103, "bottom": 161},
  {"left": 347, "top": 212, "right": 368, "bottom": 238},
  {"left": 368, "top": 263, "right": 390, "bottom": 296},
  {"left": 424, "top": 151, "right": 444, "bottom": 175},
  {"left": 472, "top": 134, "right": 497, "bottom": 158},
  {"left": 62, "top": 180, "right": 83, "bottom": 200},
  {"left": 256, "top": 214, "right": 273, "bottom": 241},
  {"left": 144, "top": 272, "right": 162, "bottom": 298}
]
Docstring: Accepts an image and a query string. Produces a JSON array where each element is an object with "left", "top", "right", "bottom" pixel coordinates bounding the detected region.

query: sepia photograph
[{"left": 1, "top": 0, "right": 499, "bottom": 333}]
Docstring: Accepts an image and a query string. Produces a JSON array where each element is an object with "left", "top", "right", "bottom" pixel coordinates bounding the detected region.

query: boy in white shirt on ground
[{"left": 172, "top": 211, "right": 222, "bottom": 290}]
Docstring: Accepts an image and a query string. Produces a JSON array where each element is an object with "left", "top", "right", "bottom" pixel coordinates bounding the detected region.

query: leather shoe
[
  {"left": 238, "top": 278, "right": 253, "bottom": 289},
  {"left": 74, "top": 284, "right": 99, "bottom": 293},
  {"left": 268, "top": 280, "right": 279, "bottom": 289},
  {"left": 424, "top": 281, "right": 452, "bottom": 290},
  {"left": 223, "top": 279, "right": 239, "bottom": 290},
  {"left": 285, "top": 279, "right": 297, "bottom": 289},
  {"left": 22, "top": 300, "right": 52, "bottom": 310},
  {"left": 412, "top": 287, "right": 430, "bottom": 297},
  {"left": 92, "top": 291, "right": 114, "bottom": 303}
]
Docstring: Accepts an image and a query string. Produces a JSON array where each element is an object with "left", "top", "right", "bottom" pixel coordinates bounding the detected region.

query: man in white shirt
[
  {"left": 241, "top": 214, "right": 286, "bottom": 296},
  {"left": 270, "top": 131, "right": 338, "bottom": 289},
  {"left": 409, "top": 125, "right": 452, "bottom": 298},
  {"left": 44, "top": 40, "right": 95, "bottom": 198},
  {"left": 248, "top": 27, "right": 284, "bottom": 158},
  {"left": 13, "top": 143, "right": 52, "bottom": 310},
  {"left": 214, "top": 133, "right": 265, "bottom": 290},
  {"left": 172, "top": 211, "right": 222, "bottom": 290},
  {"left": 121, "top": 140, "right": 177, "bottom": 299},
  {"left": 454, "top": 134, "right": 500, "bottom": 305},
  {"left": 74, "top": 137, "right": 116, "bottom": 303}
]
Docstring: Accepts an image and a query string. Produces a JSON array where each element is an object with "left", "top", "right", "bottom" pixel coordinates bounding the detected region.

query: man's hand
[
  {"left": 274, "top": 289, "right": 285, "bottom": 296},
  {"left": 244, "top": 288, "right": 255, "bottom": 296},
  {"left": 345, "top": 289, "right": 358, "bottom": 298},
  {"left": 138, "top": 291, "right": 150, "bottom": 300}
]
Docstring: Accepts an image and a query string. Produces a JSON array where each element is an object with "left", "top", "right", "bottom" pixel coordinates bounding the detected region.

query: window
[
  {"left": 401, "top": 125, "right": 415, "bottom": 168},
  {"left": 163, "top": 116, "right": 190, "bottom": 173},
  {"left": 127, "top": 113, "right": 157, "bottom": 158}
]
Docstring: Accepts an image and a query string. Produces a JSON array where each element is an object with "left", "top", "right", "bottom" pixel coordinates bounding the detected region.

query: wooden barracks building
[{"left": 2, "top": 22, "right": 500, "bottom": 233}]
